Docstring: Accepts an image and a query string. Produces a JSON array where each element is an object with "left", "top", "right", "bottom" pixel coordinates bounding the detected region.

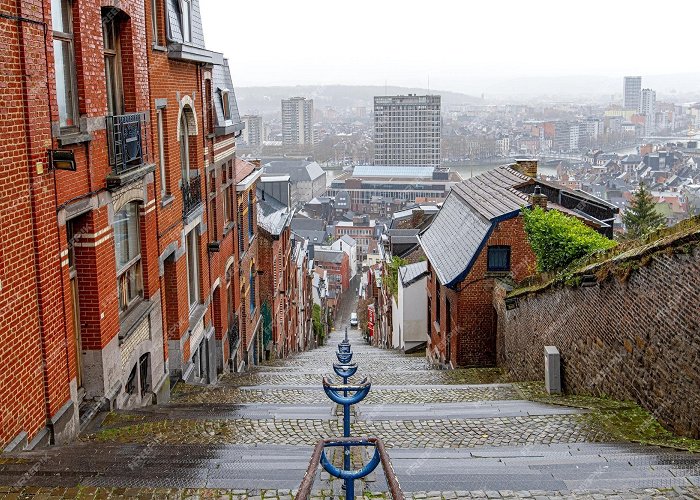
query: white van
[{"left": 350, "top": 312, "right": 358, "bottom": 327}]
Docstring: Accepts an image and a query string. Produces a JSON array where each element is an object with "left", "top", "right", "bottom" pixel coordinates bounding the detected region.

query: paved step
[{"left": 356, "top": 401, "right": 585, "bottom": 420}]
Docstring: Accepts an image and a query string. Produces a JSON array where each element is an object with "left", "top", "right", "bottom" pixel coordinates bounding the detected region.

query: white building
[
  {"left": 262, "top": 160, "right": 327, "bottom": 209},
  {"left": 391, "top": 261, "right": 429, "bottom": 350},
  {"left": 282, "top": 97, "right": 314, "bottom": 145},
  {"left": 641, "top": 88, "right": 656, "bottom": 135},
  {"left": 374, "top": 94, "right": 441, "bottom": 167},
  {"left": 331, "top": 235, "right": 358, "bottom": 279},
  {"left": 241, "top": 115, "right": 263, "bottom": 146}
]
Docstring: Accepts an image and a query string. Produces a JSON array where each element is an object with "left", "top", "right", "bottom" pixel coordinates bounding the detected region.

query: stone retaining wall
[{"left": 495, "top": 227, "right": 700, "bottom": 438}]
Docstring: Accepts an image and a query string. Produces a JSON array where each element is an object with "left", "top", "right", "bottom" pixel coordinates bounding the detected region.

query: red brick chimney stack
[{"left": 529, "top": 185, "right": 548, "bottom": 210}]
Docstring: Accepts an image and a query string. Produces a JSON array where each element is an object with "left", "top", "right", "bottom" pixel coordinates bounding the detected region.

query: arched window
[
  {"left": 180, "top": 111, "right": 190, "bottom": 180},
  {"left": 114, "top": 202, "right": 143, "bottom": 313}
]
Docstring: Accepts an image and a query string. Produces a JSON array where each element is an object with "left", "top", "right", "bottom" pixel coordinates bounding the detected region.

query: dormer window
[
  {"left": 220, "top": 89, "right": 231, "bottom": 121},
  {"left": 180, "top": 0, "right": 191, "bottom": 43}
]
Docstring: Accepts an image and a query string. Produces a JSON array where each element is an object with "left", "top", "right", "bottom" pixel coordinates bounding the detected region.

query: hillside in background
[{"left": 234, "top": 85, "right": 481, "bottom": 116}]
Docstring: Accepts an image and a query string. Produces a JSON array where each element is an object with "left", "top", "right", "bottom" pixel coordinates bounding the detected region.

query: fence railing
[{"left": 182, "top": 174, "right": 202, "bottom": 218}]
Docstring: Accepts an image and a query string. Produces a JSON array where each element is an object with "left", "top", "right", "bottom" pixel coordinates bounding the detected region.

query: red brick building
[
  {"left": 0, "top": 0, "right": 255, "bottom": 451},
  {"left": 233, "top": 158, "right": 262, "bottom": 368},
  {"left": 418, "top": 161, "right": 618, "bottom": 368},
  {"left": 313, "top": 248, "right": 350, "bottom": 298},
  {"left": 256, "top": 188, "right": 294, "bottom": 359}
]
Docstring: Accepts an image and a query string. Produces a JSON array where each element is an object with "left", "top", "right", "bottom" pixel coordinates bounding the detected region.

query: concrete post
[{"left": 544, "top": 346, "right": 561, "bottom": 394}]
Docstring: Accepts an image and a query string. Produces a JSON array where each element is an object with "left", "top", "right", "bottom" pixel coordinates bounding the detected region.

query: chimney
[
  {"left": 529, "top": 185, "right": 548, "bottom": 210},
  {"left": 514, "top": 159, "right": 538, "bottom": 178},
  {"left": 411, "top": 208, "right": 424, "bottom": 227}
]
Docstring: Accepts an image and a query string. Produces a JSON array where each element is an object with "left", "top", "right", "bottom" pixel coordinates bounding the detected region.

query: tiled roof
[
  {"left": 235, "top": 158, "right": 256, "bottom": 184},
  {"left": 399, "top": 261, "right": 429, "bottom": 287}
]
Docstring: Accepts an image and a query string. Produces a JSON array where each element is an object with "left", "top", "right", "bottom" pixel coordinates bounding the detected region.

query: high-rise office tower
[
  {"left": 623, "top": 76, "right": 642, "bottom": 111},
  {"left": 640, "top": 88, "right": 656, "bottom": 135},
  {"left": 374, "top": 94, "right": 441, "bottom": 167},
  {"left": 241, "top": 115, "right": 263, "bottom": 146},
  {"left": 282, "top": 97, "right": 314, "bottom": 145}
]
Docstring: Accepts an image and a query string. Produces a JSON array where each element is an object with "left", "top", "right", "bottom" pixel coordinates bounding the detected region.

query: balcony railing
[
  {"left": 106, "top": 112, "right": 149, "bottom": 174},
  {"left": 182, "top": 174, "right": 202, "bottom": 218}
]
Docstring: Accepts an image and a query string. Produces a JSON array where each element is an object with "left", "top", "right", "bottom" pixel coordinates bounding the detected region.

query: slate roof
[
  {"left": 263, "top": 161, "right": 325, "bottom": 182},
  {"left": 338, "top": 234, "right": 357, "bottom": 246},
  {"left": 418, "top": 164, "right": 620, "bottom": 287},
  {"left": 212, "top": 56, "right": 243, "bottom": 135},
  {"left": 314, "top": 249, "right": 344, "bottom": 265},
  {"left": 291, "top": 217, "right": 326, "bottom": 232},
  {"left": 166, "top": 0, "right": 206, "bottom": 48},
  {"left": 418, "top": 192, "right": 493, "bottom": 287},
  {"left": 419, "top": 166, "right": 530, "bottom": 286},
  {"left": 399, "top": 261, "right": 429, "bottom": 287},
  {"left": 256, "top": 189, "right": 292, "bottom": 236},
  {"left": 294, "top": 230, "right": 326, "bottom": 243}
]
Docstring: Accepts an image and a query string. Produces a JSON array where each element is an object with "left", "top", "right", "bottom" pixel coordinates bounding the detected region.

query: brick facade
[
  {"left": 0, "top": 0, "right": 264, "bottom": 451},
  {"left": 427, "top": 216, "right": 537, "bottom": 368},
  {"left": 495, "top": 227, "right": 700, "bottom": 438}
]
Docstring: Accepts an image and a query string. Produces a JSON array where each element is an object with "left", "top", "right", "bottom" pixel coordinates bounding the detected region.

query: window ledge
[
  {"left": 57, "top": 132, "right": 93, "bottom": 147},
  {"left": 189, "top": 303, "right": 207, "bottom": 330},
  {"left": 106, "top": 163, "right": 156, "bottom": 190},
  {"left": 160, "top": 193, "right": 175, "bottom": 208},
  {"left": 152, "top": 43, "right": 167, "bottom": 52},
  {"left": 485, "top": 271, "right": 511, "bottom": 278},
  {"left": 118, "top": 299, "right": 155, "bottom": 344},
  {"left": 222, "top": 222, "right": 234, "bottom": 237}
]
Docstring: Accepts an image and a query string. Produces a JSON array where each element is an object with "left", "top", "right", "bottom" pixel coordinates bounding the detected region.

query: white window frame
[
  {"left": 52, "top": 0, "right": 79, "bottom": 131},
  {"left": 186, "top": 229, "right": 200, "bottom": 310}
]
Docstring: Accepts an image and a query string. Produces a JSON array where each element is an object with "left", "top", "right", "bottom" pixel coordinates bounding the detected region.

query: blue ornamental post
[{"left": 323, "top": 376, "right": 371, "bottom": 498}]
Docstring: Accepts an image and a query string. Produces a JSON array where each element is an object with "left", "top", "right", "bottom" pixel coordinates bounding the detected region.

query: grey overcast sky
[{"left": 200, "top": 0, "right": 698, "bottom": 92}]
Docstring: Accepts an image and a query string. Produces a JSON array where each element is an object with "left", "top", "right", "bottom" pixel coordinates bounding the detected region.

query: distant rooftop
[{"left": 353, "top": 165, "right": 436, "bottom": 178}]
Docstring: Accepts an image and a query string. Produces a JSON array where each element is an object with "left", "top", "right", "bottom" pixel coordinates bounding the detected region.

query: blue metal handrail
[
  {"left": 297, "top": 326, "right": 403, "bottom": 499},
  {"left": 297, "top": 437, "right": 403, "bottom": 500}
]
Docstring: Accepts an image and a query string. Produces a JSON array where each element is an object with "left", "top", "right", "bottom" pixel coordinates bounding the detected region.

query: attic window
[
  {"left": 220, "top": 89, "right": 231, "bottom": 121},
  {"left": 180, "top": 0, "right": 191, "bottom": 43}
]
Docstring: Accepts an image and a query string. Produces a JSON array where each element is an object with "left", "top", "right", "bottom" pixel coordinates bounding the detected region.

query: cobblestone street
[{"left": 1, "top": 314, "right": 700, "bottom": 498}]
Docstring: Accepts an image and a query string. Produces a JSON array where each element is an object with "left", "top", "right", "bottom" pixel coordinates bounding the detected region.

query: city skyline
[{"left": 201, "top": 0, "right": 700, "bottom": 95}]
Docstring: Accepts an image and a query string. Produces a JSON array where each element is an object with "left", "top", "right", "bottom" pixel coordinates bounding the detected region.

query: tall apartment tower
[
  {"left": 242, "top": 115, "right": 264, "bottom": 146},
  {"left": 640, "top": 88, "right": 657, "bottom": 135},
  {"left": 374, "top": 94, "right": 441, "bottom": 167},
  {"left": 282, "top": 97, "right": 314, "bottom": 145},
  {"left": 623, "top": 76, "right": 642, "bottom": 111}
]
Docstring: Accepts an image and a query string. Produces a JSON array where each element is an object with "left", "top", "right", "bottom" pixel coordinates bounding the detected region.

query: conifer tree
[{"left": 622, "top": 182, "right": 666, "bottom": 238}]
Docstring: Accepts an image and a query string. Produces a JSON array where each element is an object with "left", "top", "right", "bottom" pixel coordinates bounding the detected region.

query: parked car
[{"left": 350, "top": 312, "right": 358, "bottom": 327}]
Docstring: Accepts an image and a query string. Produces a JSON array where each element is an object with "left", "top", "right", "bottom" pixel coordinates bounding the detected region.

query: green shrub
[
  {"left": 384, "top": 256, "right": 408, "bottom": 298},
  {"left": 522, "top": 206, "right": 617, "bottom": 272}
]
